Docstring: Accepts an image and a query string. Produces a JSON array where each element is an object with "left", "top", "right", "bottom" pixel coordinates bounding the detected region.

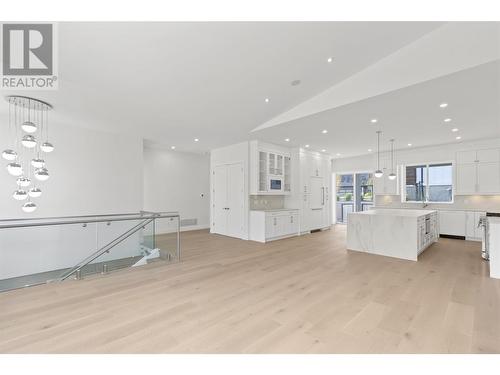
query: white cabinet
[
  {"left": 212, "top": 163, "right": 245, "bottom": 239},
  {"left": 373, "top": 159, "right": 399, "bottom": 195},
  {"left": 439, "top": 210, "right": 466, "bottom": 237},
  {"left": 465, "top": 211, "right": 486, "bottom": 241},
  {"left": 456, "top": 148, "right": 500, "bottom": 195},
  {"left": 249, "top": 141, "right": 291, "bottom": 195},
  {"left": 249, "top": 210, "right": 300, "bottom": 243}
]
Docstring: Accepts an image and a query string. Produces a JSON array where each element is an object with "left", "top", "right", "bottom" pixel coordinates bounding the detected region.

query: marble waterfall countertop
[
  {"left": 488, "top": 216, "right": 500, "bottom": 279},
  {"left": 346, "top": 209, "right": 438, "bottom": 261},
  {"left": 357, "top": 209, "right": 437, "bottom": 217}
]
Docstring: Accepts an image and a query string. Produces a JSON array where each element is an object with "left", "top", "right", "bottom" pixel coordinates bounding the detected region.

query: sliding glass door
[{"left": 336, "top": 172, "right": 373, "bottom": 223}]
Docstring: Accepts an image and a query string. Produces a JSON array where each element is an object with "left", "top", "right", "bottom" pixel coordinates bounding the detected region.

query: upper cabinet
[
  {"left": 455, "top": 148, "right": 500, "bottom": 195},
  {"left": 250, "top": 141, "right": 292, "bottom": 195}
]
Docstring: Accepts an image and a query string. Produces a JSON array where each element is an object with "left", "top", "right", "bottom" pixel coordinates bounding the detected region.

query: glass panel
[
  {"left": 405, "top": 165, "right": 426, "bottom": 202},
  {"left": 259, "top": 151, "right": 267, "bottom": 191},
  {"left": 284, "top": 156, "right": 291, "bottom": 192},
  {"left": 336, "top": 174, "right": 354, "bottom": 223},
  {"left": 154, "top": 216, "right": 180, "bottom": 262},
  {"left": 428, "top": 163, "right": 453, "bottom": 202},
  {"left": 356, "top": 172, "right": 373, "bottom": 211},
  {"left": 0, "top": 213, "right": 180, "bottom": 292}
]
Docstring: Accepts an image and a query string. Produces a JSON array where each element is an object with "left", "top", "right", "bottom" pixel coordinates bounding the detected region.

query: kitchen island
[{"left": 346, "top": 209, "right": 438, "bottom": 261}]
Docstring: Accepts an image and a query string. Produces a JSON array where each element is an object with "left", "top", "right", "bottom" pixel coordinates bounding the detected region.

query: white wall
[
  {"left": 333, "top": 137, "right": 500, "bottom": 212},
  {"left": 0, "top": 122, "right": 144, "bottom": 219},
  {"left": 143, "top": 146, "right": 210, "bottom": 232}
]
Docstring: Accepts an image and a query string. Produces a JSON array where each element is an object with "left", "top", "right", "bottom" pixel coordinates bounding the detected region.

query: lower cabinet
[
  {"left": 249, "top": 210, "right": 300, "bottom": 243},
  {"left": 465, "top": 211, "right": 486, "bottom": 241},
  {"left": 438, "top": 210, "right": 466, "bottom": 237}
]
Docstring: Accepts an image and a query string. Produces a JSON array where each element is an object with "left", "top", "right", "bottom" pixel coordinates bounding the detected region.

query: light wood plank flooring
[{"left": 0, "top": 226, "right": 499, "bottom": 353}]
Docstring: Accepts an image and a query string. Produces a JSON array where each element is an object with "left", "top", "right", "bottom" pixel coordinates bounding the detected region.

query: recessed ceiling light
[
  {"left": 291, "top": 80, "right": 301, "bottom": 86},
  {"left": 327, "top": 57, "right": 333, "bottom": 63},
  {"left": 439, "top": 103, "right": 448, "bottom": 108},
  {"left": 321, "top": 149, "right": 326, "bottom": 152},
  {"left": 305, "top": 144, "right": 310, "bottom": 148},
  {"left": 371, "top": 119, "right": 378, "bottom": 123},
  {"left": 456, "top": 136, "right": 462, "bottom": 140},
  {"left": 284, "top": 138, "right": 290, "bottom": 142},
  {"left": 368, "top": 148, "right": 372, "bottom": 152},
  {"left": 171, "top": 146, "right": 176, "bottom": 150},
  {"left": 322, "top": 129, "right": 328, "bottom": 134},
  {"left": 444, "top": 118, "right": 452, "bottom": 122},
  {"left": 264, "top": 98, "right": 270, "bottom": 103},
  {"left": 451, "top": 128, "right": 459, "bottom": 132},
  {"left": 407, "top": 143, "right": 412, "bottom": 147},
  {"left": 194, "top": 138, "right": 199, "bottom": 142},
  {"left": 336, "top": 153, "right": 341, "bottom": 156}
]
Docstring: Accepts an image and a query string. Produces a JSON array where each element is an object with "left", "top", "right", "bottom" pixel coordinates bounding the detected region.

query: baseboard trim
[{"left": 440, "top": 234, "right": 466, "bottom": 240}]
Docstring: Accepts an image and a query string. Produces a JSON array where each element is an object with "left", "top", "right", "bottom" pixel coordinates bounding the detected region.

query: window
[{"left": 404, "top": 163, "right": 453, "bottom": 203}]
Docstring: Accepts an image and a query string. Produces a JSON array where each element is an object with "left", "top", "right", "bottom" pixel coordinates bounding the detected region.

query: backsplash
[
  {"left": 375, "top": 194, "right": 500, "bottom": 212},
  {"left": 250, "top": 195, "right": 285, "bottom": 210}
]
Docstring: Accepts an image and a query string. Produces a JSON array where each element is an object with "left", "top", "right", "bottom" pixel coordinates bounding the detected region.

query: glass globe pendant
[
  {"left": 21, "top": 121, "right": 37, "bottom": 133},
  {"left": 388, "top": 173, "right": 397, "bottom": 180},
  {"left": 28, "top": 187, "right": 42, "bottom": 198},
  {"left": 21, "top": 134, "right": 37, "bottom": 148},
  {"left": 22, "top": 201, "right": 37, "bottom": 213},
  {"left": 13, "top": 189, "right": 28, "bottom": 201},
  {"left": 374, "top": 170, "right": 384, "bottom": 178},
  {"left": 374, "top": 130, "right": 383, "bottom": 178},
  {"left": 387, "top": 139, "right": 396, "bottom": 181},
  {"left": 31, "top": 158, "right": 45, "bottom": 168},
  {"left": 6, "top": 162, "right": 23, "bottom": 176},
  {"left": 2, "top": 149, "right": 17, "bottom": 161},
  {"left": 40, "top": 141, "right": 54, "bottom": 153},
  {"left": 34, "top": 167, "right": 50, "bottom": 181},
  {"left": 16, "top": 177, "right": 31, "bottom": 187}
]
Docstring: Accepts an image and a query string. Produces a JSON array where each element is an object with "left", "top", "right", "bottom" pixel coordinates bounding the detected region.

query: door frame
[
  {"left": 210, "top": 161, "right": 247, "bottom": 239},
  {"left": 332, "top": 170, "right": 374, "bottom": 224}
]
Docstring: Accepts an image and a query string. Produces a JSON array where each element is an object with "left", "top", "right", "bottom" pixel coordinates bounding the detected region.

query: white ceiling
[
  {"left": 254, "top": 60, "right": 500, "bottom": 157},
  {"left": 0, "top": 22, "right": 498, "bottom": 156}
]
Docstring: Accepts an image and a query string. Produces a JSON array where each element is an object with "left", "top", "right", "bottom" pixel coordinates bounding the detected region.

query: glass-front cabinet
[{"left": 250, "top": 141, "right": 292, "bottom": 195}]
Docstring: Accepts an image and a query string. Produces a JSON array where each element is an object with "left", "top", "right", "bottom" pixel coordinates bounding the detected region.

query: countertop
[
  {"left": 250, "top": 208, "right": 299, "bottom": 212},
  {"left": 352, "top": 209, "right": 437, "bottom": 217},
  {"left": 373, "top": 206, "right": 488, "bottom": 213}
]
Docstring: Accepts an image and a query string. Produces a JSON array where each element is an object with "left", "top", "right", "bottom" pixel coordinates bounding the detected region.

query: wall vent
[{"left": 180, "top": 218, "right": 198, "bottom": 227}]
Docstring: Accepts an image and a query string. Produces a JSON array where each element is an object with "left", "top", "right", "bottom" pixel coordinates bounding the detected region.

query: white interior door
[
  {"left": 213, "top": 165, "right": 228, "bottom": 235},
  {"left": 226, "top": 163, "right": 245, "bottom": 238}
]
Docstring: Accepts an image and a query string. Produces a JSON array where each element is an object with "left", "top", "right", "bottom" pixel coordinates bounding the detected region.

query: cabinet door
[
  {"left": 477, "top": 162, "right": 500, "bottom": 193},
  {"left": 266, "top": 216, "right": 276, "bottom": 238},
  {"left": 477, "top": 149, "right": 500, "bottom": 163},
  {"left": 258, "top": 151, "right": 267, "bottom": 192},
  {"left": 290, "top": 214, "right": 299, "bottom": 235},
  {"left": 276, "top": 154, "right": 283, "bottom": 176},
  {"left": 439, "top": 211, "right": 466, "bottom": 236},
  {"left": 456, "top": 164, "right": 477, "bottom": 194},
  {"left": 456, "top": 150, "right": 477, "bottom": 164},
  {"left": 465, "top": 211, "right": 476, "bottom": 238},
  {"left": 268, "top": 153, "right": 276, "bottom": 175}
]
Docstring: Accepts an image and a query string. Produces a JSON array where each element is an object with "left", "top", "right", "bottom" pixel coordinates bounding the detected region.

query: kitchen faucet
[{"left": 422, "top": 202, "right": 429, "bottom": 208}]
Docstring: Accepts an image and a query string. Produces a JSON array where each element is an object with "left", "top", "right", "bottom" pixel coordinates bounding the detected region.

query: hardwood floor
[{"left": 0, "top": 225, "right": 499, "bottom": 353}]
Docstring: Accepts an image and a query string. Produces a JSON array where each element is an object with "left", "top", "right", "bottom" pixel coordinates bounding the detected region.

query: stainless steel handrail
[
  {"left": 0, "top": 211, "right": 179, "bottom": 229},
  {"left": 57, "top": 217, "right": 156, "bottom": 281}
]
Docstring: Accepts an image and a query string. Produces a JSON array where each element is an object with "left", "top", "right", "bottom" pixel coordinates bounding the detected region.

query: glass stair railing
[{"left": 0, "top": 211, "right": 180, "bottom": 292}]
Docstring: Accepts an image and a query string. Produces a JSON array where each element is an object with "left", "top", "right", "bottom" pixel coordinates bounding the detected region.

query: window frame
[{"left": 402, "top": 161, "right": 455, "bottom": 204}]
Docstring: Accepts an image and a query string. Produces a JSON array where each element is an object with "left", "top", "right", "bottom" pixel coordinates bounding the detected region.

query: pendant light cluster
[
  {"left": 2, "top": 96, "right": 54, "bottom": 213},
  {"left": 373, "top": 130, "right": 397, "bottom": 181},
  {"left": 374, "top": 130, "right": 383, "bottom": 178}
]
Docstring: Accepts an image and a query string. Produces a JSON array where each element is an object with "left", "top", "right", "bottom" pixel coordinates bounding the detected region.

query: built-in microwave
[{"left": 269, "top": 178, "right": 283, "bottom": 191}]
